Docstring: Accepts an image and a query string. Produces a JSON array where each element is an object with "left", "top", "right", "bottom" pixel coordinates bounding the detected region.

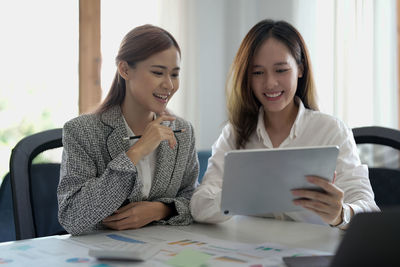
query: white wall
[{"left": 182, "top": 0, "right": 297, "bottom": 150}]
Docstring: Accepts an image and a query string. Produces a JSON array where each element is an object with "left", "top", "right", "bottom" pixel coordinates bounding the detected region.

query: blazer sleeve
[
  {"left": 154, "top": 122, "right": 199, "bottom": 225},
  {"left": 57, "top": 121, "right": 138, "bottom": 235}
]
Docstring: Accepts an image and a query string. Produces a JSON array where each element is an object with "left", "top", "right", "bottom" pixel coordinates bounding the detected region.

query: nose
[
  {"left": 163, "top": 75, "right": 174, "bottom": 91},
  {"left": 265, "top": 74, "right": 278, "bottom": 89}
]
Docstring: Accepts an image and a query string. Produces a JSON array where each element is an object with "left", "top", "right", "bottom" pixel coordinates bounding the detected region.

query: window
[
  {"left": 0, "top": 1, "right": 78, "bottom": 181},
  {"left": 101, "top": 0, "right": 159, "bottom": 98}
]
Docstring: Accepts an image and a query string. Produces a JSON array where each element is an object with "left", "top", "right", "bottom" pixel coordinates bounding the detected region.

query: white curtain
[
  {"left": 295, "top": 0, "right": 398, "bottom": 128},
  {"left": 294, "top": 0, "right": 398, "bottom": 167}
]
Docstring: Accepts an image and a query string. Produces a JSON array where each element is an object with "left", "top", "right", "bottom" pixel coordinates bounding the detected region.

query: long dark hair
[
  {"left": 96, "top": 24, "right": 181, "bottom": 114},
  {"left": 226, "top": 19, "right": 318, "bottom": 149}
]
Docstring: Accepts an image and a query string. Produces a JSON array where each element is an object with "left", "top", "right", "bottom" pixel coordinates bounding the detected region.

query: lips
[
  {"left": 153, "top": 93, "right": 169, "bottom": 100},
  {"left": 264, "top": 91, "right": 283, "bottom": 98},
  {"left": 263, "top": 91, "right": 285, "bottom": 101}
]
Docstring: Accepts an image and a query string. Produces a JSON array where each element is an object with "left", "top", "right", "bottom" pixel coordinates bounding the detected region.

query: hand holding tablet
[{"left": 220, "top": 146, "right": 339, "bottom": 216}]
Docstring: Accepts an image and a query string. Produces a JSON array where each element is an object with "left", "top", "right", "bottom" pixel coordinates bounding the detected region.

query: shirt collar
[
  {"left": 255, "top": 96, "right": 306, "bottom": 142},
  {"left": 292, "top": 97, "right": 306, "bottom": 138},
  {"left": 256, "top": 106, "right": 267, "bottom": 142},
  {"left": 122, "top": 115, "right": 137, "bottom": 146}
]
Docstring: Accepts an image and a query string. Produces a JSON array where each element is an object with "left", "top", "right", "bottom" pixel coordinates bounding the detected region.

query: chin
[
  {"left": 264, "top": 104, "right": 287, "bottom": 113},
  {"left": 151, "top": 106, "right": 167, "bottom": 115}
]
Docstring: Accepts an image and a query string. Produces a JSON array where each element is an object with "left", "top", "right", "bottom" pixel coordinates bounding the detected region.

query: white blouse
[
  {"left": 122, "top": 116, "right": 156, "bottom": 199},
  {"left": 190, "top": 99, "right": 380, "bottom": 225}
]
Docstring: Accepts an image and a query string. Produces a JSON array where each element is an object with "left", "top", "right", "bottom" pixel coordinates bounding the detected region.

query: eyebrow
[
  {"left": 253, "top": 62, "right": 289, "bottom": 68},
  {"left": 150, "top": 65, "right": 180, "bottom": 71},
  {"left": 274, "top": 62, "right": 289, "bottom": 66}
]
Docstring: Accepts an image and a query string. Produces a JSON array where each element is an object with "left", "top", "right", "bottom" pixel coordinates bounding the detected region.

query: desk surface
[
  {"left": 0, "top": 216, "right": 342, "bottom": 266},
  {"left": 185, "top": 215, "right": 342, "bottom": 252}
]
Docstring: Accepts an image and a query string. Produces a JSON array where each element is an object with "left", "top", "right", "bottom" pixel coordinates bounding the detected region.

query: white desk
[
  {"left": 184, "top": 215, "right": 342, "bottom": 252},
  {"left": 0, "top": 216, "right": 342, "bottom": 266}
]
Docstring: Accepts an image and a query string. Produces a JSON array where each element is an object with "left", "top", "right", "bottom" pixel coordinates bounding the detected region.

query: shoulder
[
  {"left": 302, "top": 109, "right": 352, "bottom": 143},
  {"left": 211, "top": 122, "right": 235, "bottom": 141},
  {"left": 210, "top": 122, "right": 236, "bottom": 150},
  {"left": 304, "top": 109, "right": 349, "bottom": 131},
  {"left": 63, "top": 112, "right": 104, "bottom": 139},
  {"left": 64, "top": 112, "right": 101, "bottom": 129}
]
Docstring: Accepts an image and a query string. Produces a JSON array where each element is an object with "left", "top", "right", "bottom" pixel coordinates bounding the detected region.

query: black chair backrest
[
  {"left": 352, "top": 126, "right": 400, "bottom": 150},
  {"left": 0, "top": 173, "right": 15, "bottom": 242},
  {"left": 352, "top": 126, "right": 400, "bottom": 210},
  {"left": 10, "top": 128, "right": 67, "bottom": 240}
]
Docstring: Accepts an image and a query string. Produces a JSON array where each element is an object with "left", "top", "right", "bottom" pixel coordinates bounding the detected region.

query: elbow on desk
[
  {"left": 59, "top": 220, "right": 99, "bottom": 236},
  {"left": 58, "top": 217, "right": 85, "bottom": 236},
  {"left": 58, "top": 210, "right": 99, "bottom": 236},
  {"left": 190, "top": 193, "right": 232, "bottom": 224}
]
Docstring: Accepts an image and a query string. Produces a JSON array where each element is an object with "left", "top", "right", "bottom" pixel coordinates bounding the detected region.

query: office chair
[
  {"left": 10, "top": 128, "right": 67, "bottom": 240},
  {"left": 352, "top": 126, "right": 400, "bottom": 210},
  {"left": 197, "top": 150, "right": 211, "bottom": 183},
  {"left": 0, "top": 173, "right": 16, "bottom": 242}
]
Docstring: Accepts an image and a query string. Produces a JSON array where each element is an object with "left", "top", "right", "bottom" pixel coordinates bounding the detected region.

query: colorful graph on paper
[
  {"left": 106, "top": 234, "right": 145, "bottom": 244},
  {"left": 167, "top": 239, "right": 207, "bottom": 246}
]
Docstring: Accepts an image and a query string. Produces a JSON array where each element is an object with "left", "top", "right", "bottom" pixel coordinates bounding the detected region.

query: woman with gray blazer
[{"left": 58, "top": 25, "right": 199, "bottom": 236}]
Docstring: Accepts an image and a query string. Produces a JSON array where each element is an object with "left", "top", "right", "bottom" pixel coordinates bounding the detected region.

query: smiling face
[
  {"left": 120, "top": 47, "right": 180, "bottom": 115},
  {"left": 251, "top": 37, "right": 303, "bottom": 115}
]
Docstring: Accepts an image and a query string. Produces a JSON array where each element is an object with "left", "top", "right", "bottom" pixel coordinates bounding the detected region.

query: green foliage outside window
[{"left": 0, "top": 105, "right": 56, "bottom": 183}]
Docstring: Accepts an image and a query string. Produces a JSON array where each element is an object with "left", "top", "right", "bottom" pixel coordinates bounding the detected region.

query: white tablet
[{"left": 220, "top": 146, "right": 339, "bottom": 216}]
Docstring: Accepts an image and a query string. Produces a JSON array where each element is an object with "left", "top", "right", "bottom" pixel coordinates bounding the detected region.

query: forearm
[
  {"left": 336, "top": 166, "right": 380, "bottom": 213},
  {"left": 58, "top": 153, "right": 137, "bottom": 235}
]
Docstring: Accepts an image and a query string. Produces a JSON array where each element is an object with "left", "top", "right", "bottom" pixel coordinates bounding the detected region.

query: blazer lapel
[
  {"left": 107, "top": 126, "right": 130, "bottom": 159},
  {"left": 101, "top": 105, "right": 130, "bottom": 159}
]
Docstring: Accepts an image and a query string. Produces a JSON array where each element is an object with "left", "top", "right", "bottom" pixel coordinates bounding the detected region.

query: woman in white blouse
[{"left": 190, "top": 19, "right": 379, "bottom": 229}]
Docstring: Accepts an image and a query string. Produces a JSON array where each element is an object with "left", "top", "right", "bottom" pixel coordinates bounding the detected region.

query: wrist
[
  {"left": 331, "top": 208, "right": 344, "bottom": 227},
  {"left": 126, "top": 147, "right": 144, "bottom": 165},
  {"left": 331, "top": 204, "right": 352, "bottom": 229},
  {"left": 153, "top": 202, "right": 173, "bottom": 221}
]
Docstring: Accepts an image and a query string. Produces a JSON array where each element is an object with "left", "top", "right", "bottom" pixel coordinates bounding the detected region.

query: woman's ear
[
  {"left": 298, "top": 63, "right": 304, "bottom": 78},
  {"left": 118, "top": 61, "right": 130, "bottom": 80}
]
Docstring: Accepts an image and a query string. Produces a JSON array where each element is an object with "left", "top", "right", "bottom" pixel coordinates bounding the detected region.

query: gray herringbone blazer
[{"left": 57, "top": 105, "right": 199, "bottom": 235}]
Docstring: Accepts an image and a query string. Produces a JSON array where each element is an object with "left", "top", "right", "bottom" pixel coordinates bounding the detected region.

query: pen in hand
[{"left": 123, "top": 129, "right": 186, "bottom": 140}]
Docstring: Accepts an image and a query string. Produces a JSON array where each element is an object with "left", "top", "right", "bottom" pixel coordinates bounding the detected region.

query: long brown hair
[
  {"left": 226, "top": 19, "right": 318, "bottom": 149},
  {"left": 96, "top": 24, "right": 181, "bottom": 114}
]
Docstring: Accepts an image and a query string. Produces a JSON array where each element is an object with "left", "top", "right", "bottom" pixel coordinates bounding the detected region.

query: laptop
[
  {"left": 283, "top": 210, "right": 400, "bottom": 267},
  {"left": 220, "top": 146, "right": 339, "bottom": 215}
]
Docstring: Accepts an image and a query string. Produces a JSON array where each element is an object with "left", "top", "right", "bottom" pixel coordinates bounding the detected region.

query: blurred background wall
[{"left": 0, "top": 0, "right": 398, "bottom": 181}]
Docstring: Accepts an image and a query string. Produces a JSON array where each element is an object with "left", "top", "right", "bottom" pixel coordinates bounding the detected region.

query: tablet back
[{"left": 220, "top": 146, "right": 339, "bottom": 215}]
